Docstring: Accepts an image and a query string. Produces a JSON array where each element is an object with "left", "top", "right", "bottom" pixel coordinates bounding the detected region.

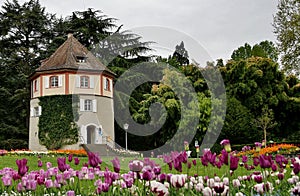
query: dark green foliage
[
  {"left": 0, "top": 0, "right": 54, "bottom": 149},
  {"left": 231, "top": 41, "right": 278, "bottom": 62},
  {"left": 38, "top": 95, "right": 79, "bottom": 150},
  {"left": 171, "top": 41, "right": 189, "bottom": 66}
]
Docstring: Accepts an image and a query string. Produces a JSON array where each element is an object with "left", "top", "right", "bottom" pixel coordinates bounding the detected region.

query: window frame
[
  {"left": 34, "top": 80, "right": 38, "bottom": 92},
  {"left": 104, "top": 78, "right": 111, "bottom": 91},
  {"left": 84, "top": 99, "right": 92, "bottom": 111},
  {"left": 50, "top": 76, "right": 59, "bottom": 88},
  {"left": 80, "top": 76, "right": 89, "bottom": 88}
]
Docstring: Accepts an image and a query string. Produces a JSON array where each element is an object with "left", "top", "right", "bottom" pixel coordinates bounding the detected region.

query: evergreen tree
[
  {"left": 171, "top": 41, "right": 189, "bottom": 66},
  {"left": 0, "top": 0, "right": 54, "bottom": 149}
]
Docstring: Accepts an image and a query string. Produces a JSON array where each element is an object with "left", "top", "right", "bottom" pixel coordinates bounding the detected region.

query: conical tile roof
[{"left": 36, "top": 34, "right": 113, "bottom": 74}]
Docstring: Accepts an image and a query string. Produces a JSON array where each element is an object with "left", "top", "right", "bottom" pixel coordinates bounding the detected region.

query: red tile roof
[{"left": 36, "top": 34, "right": 113, "bottom": 74}]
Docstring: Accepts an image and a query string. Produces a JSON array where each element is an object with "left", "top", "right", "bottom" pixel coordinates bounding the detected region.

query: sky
[{"left": 1, "top": 0, "right": 279, "bottom": 63}]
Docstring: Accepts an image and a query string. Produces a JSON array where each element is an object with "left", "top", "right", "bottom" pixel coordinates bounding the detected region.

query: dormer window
[{"left": 76, "top": 56, "right": 87, "bottom": 63}]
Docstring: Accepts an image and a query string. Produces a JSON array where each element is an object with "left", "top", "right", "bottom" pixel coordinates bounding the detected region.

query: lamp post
[{"left": 123, "top": 123, "right": 129, "bottom": 151}]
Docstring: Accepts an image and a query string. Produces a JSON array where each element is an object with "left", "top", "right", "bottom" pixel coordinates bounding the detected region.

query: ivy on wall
[{"left": 38, "top": 95, "right": 79, "bottom": 150}]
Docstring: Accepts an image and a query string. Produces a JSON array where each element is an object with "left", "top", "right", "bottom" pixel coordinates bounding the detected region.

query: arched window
[
  {"left": 80, "top": 76, "right": 89, "bottom": 88},
  {"left": 50, "top": 76, "right": 58, "bottom": 87}
]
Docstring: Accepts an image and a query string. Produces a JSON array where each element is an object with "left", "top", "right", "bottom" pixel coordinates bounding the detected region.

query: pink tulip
[{"left": 1, "top": 175, "right": 12, "bottom": 186}]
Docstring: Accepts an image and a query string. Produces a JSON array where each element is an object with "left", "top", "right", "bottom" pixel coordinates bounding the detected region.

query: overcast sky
[{"left": 1, "top": 0, "right": 279, "bottom": 63}]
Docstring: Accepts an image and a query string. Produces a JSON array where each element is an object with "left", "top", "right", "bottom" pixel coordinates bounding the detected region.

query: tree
[
  {"left": 0, "top": 0, "right": 54, "bottom": 149},
  {"left": 273, "top": 0, "right": 300, "bottom": 75},
  {"left": 252, "top": 107, "right": 277, "bottom": 147},
  {"left": 231, "top": 41, "right": 278, "bottom": 62},
  {"left": 170, "top": 41, "right": 189, "bottom": 66}
]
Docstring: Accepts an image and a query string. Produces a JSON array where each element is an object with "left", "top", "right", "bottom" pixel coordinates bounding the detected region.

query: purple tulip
[
  {"left": 122, "top": 173, "right": 134, "bottom": 188},
  {"left": 142, "top": 170, "right": 153, "bottom": 181},
  {"left": 230, "top": 155, "right": 239, "bottom": 171},
  {"left": 129, "top": 160, "right": 144, "bottom": 172},
  {"left": 242, "top": 145, "right": 251, "bottom": 152},
  {"left": 102, "top": 182, "right": 110, "bottom": 192},
  {"left": 278, "top": 173, "right": 284, "bottom": 180},
  {"left": 158, "top": 173, "right": 167, "bottom": 183},
  {"left": 253, "top": 157, "right": 259, "bottom": 166},
  {"left": 220, "top": 139, "right": 230, "bottom": 146},
  {"left": 259, "top": 155, "right": 272, "bottom": 169},
  {"left": 170, "top": 174, "right": 186, "bottom": 188},
  {"left": 174, "top": 159, "right": 182, "bottom": 172},
  {"left": 57, "top": 157, "right": 68, "bottom": 172},
  {"left": 66, "top": 191, "right": 75, "bottom": 196},
  {"left": 74, "top": 157, "right": 80, "bottom": 165},
  {"left": 253, "top": 175, "right": 263, "bottom": 183},
  {"left": 293, "top": 162, "right": 300, "bottom": 175},
  {"left": 219, "top": 149, "right": 229, "bottom": 165},
  {"left": 111, "top": 157, "right": 120, "bottom": 173},
  {"left": 25, "top": 180, "right": 37, "bottom": 191},
  {"left": 68, "top": 154, "right": 73, "bottom": 162},
  {"left": 220, "top": 139, "right": 231, "bottom": 152},
  {"left": 88, "top": 152, "right": 102, "bottom": 168},
  {"left": 17, "top": 182, "right": 25, "bottom": 192},
  {"left": 46, "top": 162, "right": 52, "bottom": 169},
  {"left": 213, "top": 182, "right": 225, "bottom": 194},
  {"left": 271, "top": 163, "right": 277, "bottom": 171},
  {"left": 192, "top": 159, "right": 197, "bottom": 166},
  {"left": 16, "top": 158, "right": 29, "bottom": 176},
  {"left": 45, "top": 179, "right": 53, "bottom": 188},
  {"left": 153, "top": 166, "right": 161, "bottom": 175},
  {"left": 242, "top": 155, "right": 248, "bottom": 163},
  {"left": 37, "top": 176, "right": 45, "bottom": 185},
  {"left": 37, "top": 160, "right": 43, "bottom": 167}
]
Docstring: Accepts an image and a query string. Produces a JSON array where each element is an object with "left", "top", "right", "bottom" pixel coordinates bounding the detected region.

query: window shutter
[
  {"left": 44, "top": 76, "right": 49, "bottom": 89},
  {"left": 36, "top": 80, "right": 39, "bottom": 91},
  {"left": 110, "top": 79, "right": 113, "bottom": 91},
  {"left": 30, "top": 108, "right": 34, "bottom": 117},
  {"left": 76, "top": 75, "right": 80, "bottom": 88},
  {"left": 38, "top": 106, "right": 42, "bottom": 116},
  {"left": 90, "top": 76, "right": 94, "bottom": 88},
  {"left": 92, "top": 99, "right": 97, "bottom": 112},
  {"left": 80, "top": 99, "right": 84, "bottom": 111},
  {"left": 103, "top": 77, "right": 106, "bottom": 90},
  {"left": 58, "top": 75, "right": 63, "bottom": 87}
]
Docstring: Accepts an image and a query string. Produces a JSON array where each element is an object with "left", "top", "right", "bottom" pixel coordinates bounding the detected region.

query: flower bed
[
  {"left": 0, "top": 141, "right": 300, "bottom": 195},
  {"left": 4, "top": 149, "right": 88, "bottom": 157},
  {"left": 237, "top": 143, "right": 300, "bottom": 157}
]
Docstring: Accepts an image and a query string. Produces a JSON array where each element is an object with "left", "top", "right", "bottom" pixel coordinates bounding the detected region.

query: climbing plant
[{"left": 38, "top": 95, "right": 79, "bottom": 150}]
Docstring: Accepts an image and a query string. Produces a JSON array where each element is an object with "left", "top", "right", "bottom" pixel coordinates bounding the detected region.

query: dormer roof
[{"left": 35, "top": 33, "right": 113, "bottom": 75}]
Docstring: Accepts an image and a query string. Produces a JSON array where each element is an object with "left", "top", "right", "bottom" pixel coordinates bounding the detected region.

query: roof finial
[{"left": 66, "top": 29, "right": 74, "bottom": 38}]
